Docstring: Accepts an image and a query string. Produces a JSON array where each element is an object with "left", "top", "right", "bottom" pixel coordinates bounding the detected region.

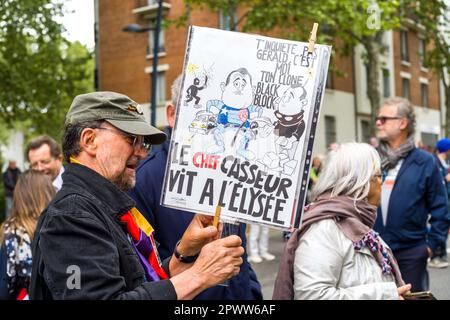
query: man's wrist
[
  {"left": 176, "top": 239, "right": 198, "bottom": 256},
  {"left": 169, "top": 268, "right": 208, "bottom": 300},
  {"left": 174, "top": 240, "right": 199, "bottom": 263}
]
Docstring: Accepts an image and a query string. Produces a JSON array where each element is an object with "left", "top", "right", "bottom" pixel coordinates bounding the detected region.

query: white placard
[{"left": 161, "top": 26, "right": 331, "bottom": 229}]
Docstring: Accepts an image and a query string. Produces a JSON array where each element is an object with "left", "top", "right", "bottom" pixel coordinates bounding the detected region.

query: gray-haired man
[{"left": 373, "top": 97, "right": 449, "bottom": 292}]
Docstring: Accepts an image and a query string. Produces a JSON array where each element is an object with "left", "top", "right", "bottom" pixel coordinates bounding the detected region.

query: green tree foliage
[
  {"left": 411, "top": 0, "right": 450, "bottom": 135},
  {"left": 48, "top": 41, "right": 94, "bottom": 140},
  {"left": 0, "top": 0, "right": 94, "bottom": 141}
]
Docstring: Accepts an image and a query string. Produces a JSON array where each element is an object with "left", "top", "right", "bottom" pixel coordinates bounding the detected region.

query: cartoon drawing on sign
[
  {"left": 247, "top": 116, "right": 274, "bottom": 144},
  {"left": 259, "top": 83, "right": 307, "bottom": 175},
  {"left": 185, "top": 76, "right": 208, "bottom": 107},
  {"left": 245, "top": 116, "right": 276, "bottom": 169},
  {"left": 189, "top": 110, "right": 217, "bottom": 135},
  {"left": 184, "top": 63, "right": 213, "bottom": 108},
  {"left": 206, "top": 68, "right": 263, "bottom": 160}
]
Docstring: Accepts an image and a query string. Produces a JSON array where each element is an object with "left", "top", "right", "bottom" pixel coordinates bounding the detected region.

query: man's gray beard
[{"left": 111, "top": 171, "right": 136, "bottom": 191}]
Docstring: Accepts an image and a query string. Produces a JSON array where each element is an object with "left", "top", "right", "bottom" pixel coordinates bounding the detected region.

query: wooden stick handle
[
  {"left": 308, "top": 22, "right": 319, "bottom": 54},
  {"left": 213, "top": 205, "right": 221, "bottom": 228}
]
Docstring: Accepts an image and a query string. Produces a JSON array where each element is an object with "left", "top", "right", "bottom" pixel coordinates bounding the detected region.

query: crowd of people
[{"left": 0, "top": 77, "right": 449, "bottom": 300}]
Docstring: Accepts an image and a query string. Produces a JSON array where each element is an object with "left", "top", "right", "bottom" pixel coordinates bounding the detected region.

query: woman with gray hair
[{"left": 273, "top": 142, "right": 411, "bottom": 300}]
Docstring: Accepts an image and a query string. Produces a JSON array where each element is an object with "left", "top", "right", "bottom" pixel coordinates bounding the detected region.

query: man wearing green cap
[{"left": 30, "top": 91, "right": 244, "bottom": 300}]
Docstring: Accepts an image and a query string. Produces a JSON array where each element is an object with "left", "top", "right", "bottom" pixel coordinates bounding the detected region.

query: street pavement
[{"left": 249, "top": 228, "right": 450, "bottom": 300}]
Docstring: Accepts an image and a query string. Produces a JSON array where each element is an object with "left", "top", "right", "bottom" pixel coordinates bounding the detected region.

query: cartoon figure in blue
[{"left": 206, "top": 68, "right": 262, "bottom": 160}]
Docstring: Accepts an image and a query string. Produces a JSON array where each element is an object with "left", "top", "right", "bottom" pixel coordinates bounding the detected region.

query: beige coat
[{"left": 293, "top": 219, "right": 399, "bottom": 300}]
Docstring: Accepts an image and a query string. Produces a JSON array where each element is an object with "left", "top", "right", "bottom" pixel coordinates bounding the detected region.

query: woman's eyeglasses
[{"left": 97, "top": 127, "right": 152, "bottom": 152}]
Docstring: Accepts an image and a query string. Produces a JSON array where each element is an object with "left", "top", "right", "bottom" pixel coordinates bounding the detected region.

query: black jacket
[{"left": 30, "top": 163, "right": 177, "bottom": 300}]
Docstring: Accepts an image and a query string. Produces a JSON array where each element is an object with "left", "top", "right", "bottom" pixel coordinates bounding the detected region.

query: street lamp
[{"left": 122, "top": 0, "right": 164, "bottom": 126}]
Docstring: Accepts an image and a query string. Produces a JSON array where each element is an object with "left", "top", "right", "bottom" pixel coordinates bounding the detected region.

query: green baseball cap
[{"left": 65, "top": 91, "right": 166, "bottom": 145}]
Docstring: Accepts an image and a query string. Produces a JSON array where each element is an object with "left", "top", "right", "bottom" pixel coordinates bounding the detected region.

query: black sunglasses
[{"left": 375, "top": 116, "right": 401, "bottom": 124}]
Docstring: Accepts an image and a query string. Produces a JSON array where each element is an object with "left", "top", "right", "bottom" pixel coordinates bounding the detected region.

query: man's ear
[
  {"left": 166, "top": 104, "right": 175, "bottom": 128},
  {"left": 79, "top": 128, "right": 98, "bottom": 157},
  {"left": 399, "top": 118, "right": 409, "bottom": 131},
  {"left": 220, "top": 82, "right": 225, "bottom": 92}
]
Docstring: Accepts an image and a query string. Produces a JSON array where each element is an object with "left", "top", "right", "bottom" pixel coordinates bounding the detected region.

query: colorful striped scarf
[
  {"left": 120, "top": 207, "right": 169, "bottom": 281},
  {"left": 353, "top": 230, "right": 394, "bottom": 275}
]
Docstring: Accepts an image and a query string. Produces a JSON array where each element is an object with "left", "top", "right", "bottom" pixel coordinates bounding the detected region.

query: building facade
[{"left": 95, "top": 0, "right": 443, "bottom": 155}]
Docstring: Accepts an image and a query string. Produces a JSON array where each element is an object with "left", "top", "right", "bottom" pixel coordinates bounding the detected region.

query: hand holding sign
[{"left": 177, "top": 214, "right": 219, "bottom": 257}]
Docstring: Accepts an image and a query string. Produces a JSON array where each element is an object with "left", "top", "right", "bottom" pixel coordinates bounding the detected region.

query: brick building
[{"left": 94, "top": 0, "right": 443, "bottom": 155}]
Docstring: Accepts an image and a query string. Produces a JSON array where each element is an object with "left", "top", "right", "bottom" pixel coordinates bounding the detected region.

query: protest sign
[{"left": 161, "top": 26, "right": 331, "bottom": 229}]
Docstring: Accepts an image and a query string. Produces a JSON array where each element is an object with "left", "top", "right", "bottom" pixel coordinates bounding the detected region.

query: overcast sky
[{"left": 60, "top": 0, "right": 95, "bottom": 49}]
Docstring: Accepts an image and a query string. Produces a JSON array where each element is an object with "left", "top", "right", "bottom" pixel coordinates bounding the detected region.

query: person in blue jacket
[
  {"left": 374, "top": 97, "right": 449, "bottom": 292},
  {"left": 128, "top": 75, "right": 263, "bottom": 300}
]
